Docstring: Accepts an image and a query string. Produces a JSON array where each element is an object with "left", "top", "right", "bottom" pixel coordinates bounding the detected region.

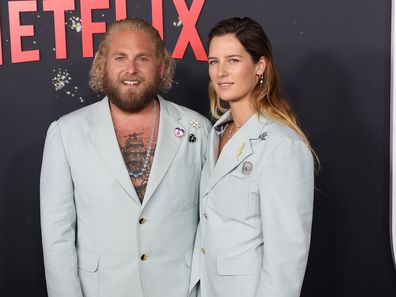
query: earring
[{"left": 258, "top": 73, "right": 264, "bottom": 85}]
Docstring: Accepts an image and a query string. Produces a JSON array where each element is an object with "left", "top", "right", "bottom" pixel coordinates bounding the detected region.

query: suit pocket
[
  {"left": 167, "top": 164, "right": 200, "bottom": 211},
  {"left": 77, "top": 249, "right": 99, "bottom": 297},
  {"left": 211, "top": 168, "right": 251, "bottom": 220},
  {"left": 77, "top": 249, "right": 100, "bottom": 272},
  {"left": 217, "top": 247, "right": 262, "bottom": 276}
]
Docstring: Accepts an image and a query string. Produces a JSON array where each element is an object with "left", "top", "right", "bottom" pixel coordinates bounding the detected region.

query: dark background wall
[{"left": 0, "top": 0, "right": 395, "bottom": 296}]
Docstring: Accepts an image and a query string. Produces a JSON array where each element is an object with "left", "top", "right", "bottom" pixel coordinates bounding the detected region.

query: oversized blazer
[
  {"left": 40, "top": 96, "right": 211, "bottom": 297},
  {"left": 190, "top": 112, "right": 314, "bottom": 297}
]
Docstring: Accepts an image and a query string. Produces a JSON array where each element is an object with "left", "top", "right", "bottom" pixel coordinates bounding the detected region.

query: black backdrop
[{"left": 1, "top": 0, "right": 396, "bottom": 296}]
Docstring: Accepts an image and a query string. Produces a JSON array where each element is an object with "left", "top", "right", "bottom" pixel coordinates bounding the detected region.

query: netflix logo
[{"left": 0, "top": 0, "right": 207, "bottom": 65}]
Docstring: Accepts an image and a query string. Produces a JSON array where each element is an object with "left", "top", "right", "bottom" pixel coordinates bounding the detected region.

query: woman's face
[{"left": 208, "top": 34, "right": 265, "bottom": 105}]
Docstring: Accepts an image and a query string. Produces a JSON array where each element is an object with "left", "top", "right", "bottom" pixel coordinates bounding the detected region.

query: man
[{"left": 40, "top": 18, "right": 210, "bottom": 297}]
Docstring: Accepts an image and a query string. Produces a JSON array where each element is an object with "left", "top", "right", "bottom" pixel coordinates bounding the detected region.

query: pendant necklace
[
  {"left": 228, "top": 122, "right": 241, "bottom": 139},
  {"left": 127, "top": 100, "right": 158, "bottom": 178}
]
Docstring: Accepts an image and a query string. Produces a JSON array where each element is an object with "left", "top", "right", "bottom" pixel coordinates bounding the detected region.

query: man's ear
[{"left": 99, "top": 58, "right": 106, "bottom": 75}]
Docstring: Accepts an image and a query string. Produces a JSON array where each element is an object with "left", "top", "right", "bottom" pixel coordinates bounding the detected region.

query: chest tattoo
[{"left": 119, "top": 132, "right": 156, "bottom": 202}]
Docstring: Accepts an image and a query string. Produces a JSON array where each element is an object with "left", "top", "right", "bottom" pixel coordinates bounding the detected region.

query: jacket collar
[
  {"left": 87, "top": 96, "right": 184, "bottom": 207},
  {"left": 142, "top": 96, "right": 184, "bottom": 208},
  {"left": 203, "top": 111, "right": 269, "bottom": 196}
]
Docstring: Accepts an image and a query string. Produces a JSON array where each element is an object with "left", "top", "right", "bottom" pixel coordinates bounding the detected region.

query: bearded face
[
  {"left": 102, "top": 29, "right": 164, "bottom": 113},
  {"left": 103, "top": 70, "right": 161, "bottom": 113}
]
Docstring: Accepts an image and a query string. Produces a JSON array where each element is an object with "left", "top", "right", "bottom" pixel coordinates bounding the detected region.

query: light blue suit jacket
[
  {"left": 190, "top": 112, "right": 314, "bottom": 297},
  {"left": 40, "top": 96, "right": 211, "bottom": 297}
]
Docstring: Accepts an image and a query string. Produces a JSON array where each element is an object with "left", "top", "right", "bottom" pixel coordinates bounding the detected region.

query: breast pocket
[
  {"left": 210, "top": 164, "right": 252, "bottom": 220},
  {"left": 166, "top": 163, "right": 200, "bottom": 211}
]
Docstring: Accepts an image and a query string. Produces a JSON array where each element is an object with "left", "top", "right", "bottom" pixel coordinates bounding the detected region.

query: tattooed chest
[{"left": 117, "top": 131, "right": 157, "bottom": 202}]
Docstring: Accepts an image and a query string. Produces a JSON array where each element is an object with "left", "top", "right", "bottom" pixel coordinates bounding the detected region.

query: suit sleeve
[
  {"left": 40, "top": 121, "right": 83, "bottom": 297},
  {"left": 255, "top": 139, "right": 314, "bottom": 297}
]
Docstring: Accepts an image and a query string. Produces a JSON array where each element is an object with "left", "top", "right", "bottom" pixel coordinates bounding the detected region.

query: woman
[{"left": 190, "top": 17, "right": 315, "bottom": 297}]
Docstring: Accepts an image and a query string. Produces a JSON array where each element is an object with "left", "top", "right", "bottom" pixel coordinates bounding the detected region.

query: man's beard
[{"left": 103, "top": 72, "right": 161, "bottom": 113}]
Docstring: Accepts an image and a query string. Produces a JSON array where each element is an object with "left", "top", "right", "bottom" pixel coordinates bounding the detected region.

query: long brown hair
[
  {"left": 89, "top": 18, "right": 175, "bottom": 93},
  {"left": 208, "top": 17, "right": 315, "bottom": 156}
]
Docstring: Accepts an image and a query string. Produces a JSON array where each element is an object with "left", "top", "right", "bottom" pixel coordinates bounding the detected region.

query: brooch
[
  {"left": 188, "top": 119, "right": 201, "bottom": 143},
  {"left": 174, "top": 127, "right": 185, "bottom": 138}
]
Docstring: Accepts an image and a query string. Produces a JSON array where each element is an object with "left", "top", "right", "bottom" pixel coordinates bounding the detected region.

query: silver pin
[
  {"left": 259, "top": 132, "right": 267, "bottom": 140},
  {"left": 242, "top": 161, "right": 253, "bottom": 176}
]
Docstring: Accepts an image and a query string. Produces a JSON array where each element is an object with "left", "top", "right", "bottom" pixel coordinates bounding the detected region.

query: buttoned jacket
[
  {"left": 190, "top": 112, "right": 314, "bottom": 297},
  {"left": 40, "top": 96, "right": 211, "bottom": 297}
]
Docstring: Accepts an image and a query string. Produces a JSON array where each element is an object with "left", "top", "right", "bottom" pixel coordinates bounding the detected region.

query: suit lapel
[
  {"left": 200, "top": 126, "right": 220, "bottom": 196},
  {"left": 142, "top": 97, "right": 183, "bottom": 207},
  {"left": 206, "top": 127, "right": 220, "bottom": 175},
  {"left": 87, "top": 97, "right": 140, "bottom": 204},
  {"left": 203, "top": 113, "right": 268, "bottom": 196}
]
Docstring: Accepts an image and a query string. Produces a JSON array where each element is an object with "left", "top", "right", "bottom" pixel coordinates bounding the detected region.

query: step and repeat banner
[{"left": 0, "top": 1, "right": 395, "bottom": 296}]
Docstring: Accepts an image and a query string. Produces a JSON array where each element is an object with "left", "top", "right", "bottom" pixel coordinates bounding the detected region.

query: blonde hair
[
  {"left": 89, "top": 18, "right": 175, "bottom": 93},
  {"left": 208, "top": 17, "right": 317, "bottom": 159}
]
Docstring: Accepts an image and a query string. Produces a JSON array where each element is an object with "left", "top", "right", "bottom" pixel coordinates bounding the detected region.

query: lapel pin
[
  {"left": 188, "top": 119, "right": 200, "bottom": 143},
  {"left": 190, "top": 120, "right": 201, "bottom": 129},
  {"left": 242, "top": 161, "right": 253, "bottom": 175},
  {"left": 174, "top": 127, "right": 185, "bottom": 138},
  {"left": 236, "top": 142, "right": 245, "bottom": 157},
  {"left": 188, "top": 133, "right": 197, "bottom": 143},
  {"left": 259, "top": 131, "right": 267, "bottom": 140}
]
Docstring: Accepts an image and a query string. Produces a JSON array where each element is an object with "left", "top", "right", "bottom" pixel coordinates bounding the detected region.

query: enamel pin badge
[
  {"left": 242, "top": 161, "right": 253, "bottom": 175},
  {"left": 259, "top": 131, "right": 267, "bottom": 140},
  {"left": 236, "top": 142, "right": 245, "bottom": 157},
  {"left": 174, "top": 127, "right": 185, "bottom": 138},
  {"left": 188, "top": 119, "right": 201, "bottom": 143}
]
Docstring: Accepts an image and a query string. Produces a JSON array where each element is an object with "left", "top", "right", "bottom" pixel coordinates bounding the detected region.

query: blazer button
[
  {"left": 200, "top": 248, "right": 206, "bottom": 254},
  {"left": 140, "top": 254, "right": 148, "bottom": 261},
  {"left": 139, "top": 218, "right": 146, "bottom": 224}
]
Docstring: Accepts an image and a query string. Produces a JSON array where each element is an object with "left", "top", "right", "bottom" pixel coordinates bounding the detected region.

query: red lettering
[
  {"left": 151, "top": 0, "right": 164, "bottom": 39},
  {"left": 43, "top": 0, "right": 75, "bottom": 60},
  {"left": 8, "top": 0, "right": 40, "bottom": 63},
  {"left": 172, "top": 0, "right": 206, "bottom": 61},
  {"left": 115, "top": 0, "right": 127, "bottom": 21},
  {"left": 81, "top": 0, "right": 109, "bottom": 57}
]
